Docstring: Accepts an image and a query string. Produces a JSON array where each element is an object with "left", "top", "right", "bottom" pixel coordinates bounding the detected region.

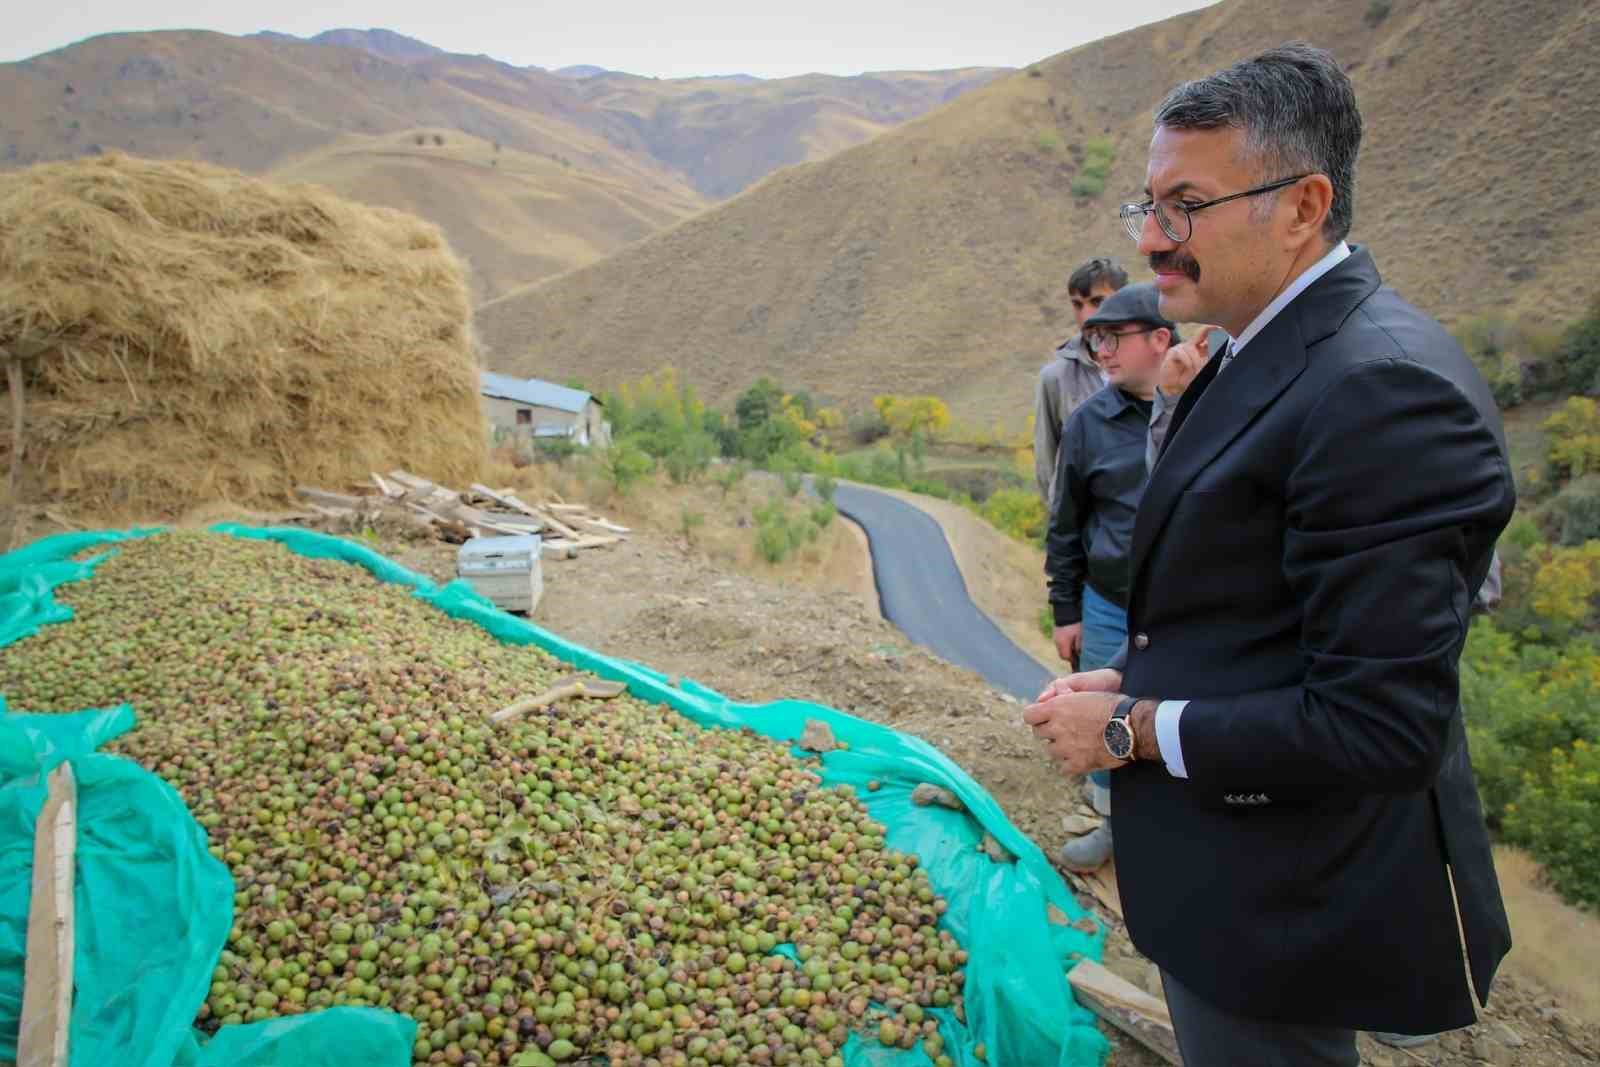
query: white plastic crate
[{"left": 456, "top": 534, "right": 543, "bottom": 614}]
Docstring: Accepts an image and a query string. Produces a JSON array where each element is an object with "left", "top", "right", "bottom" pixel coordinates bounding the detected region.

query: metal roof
[{"left": 479, "top": 371, "right": 598, "bottom": 414}]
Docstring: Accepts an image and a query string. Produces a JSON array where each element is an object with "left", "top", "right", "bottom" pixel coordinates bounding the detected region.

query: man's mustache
[{"left": 1150, "top": 252, "right": 1201, "bottom": 282}]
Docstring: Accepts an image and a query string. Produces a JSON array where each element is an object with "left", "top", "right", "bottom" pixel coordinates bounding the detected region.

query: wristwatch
[{"left": 1103, "top": 696, "right": 1140, "bottom": 762}]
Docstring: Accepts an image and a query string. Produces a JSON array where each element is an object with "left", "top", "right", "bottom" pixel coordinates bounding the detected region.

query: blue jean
[{"left": 1080, "top": 583, "right": 1128, "bottom": 794}]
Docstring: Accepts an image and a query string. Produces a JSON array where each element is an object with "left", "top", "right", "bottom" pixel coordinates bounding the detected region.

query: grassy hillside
[
  {"left": 476, "top": 0, "right": 1600, "bottom": 421},
  {"left": 269, "top": 131, "right": 705, "bottom": 298}
]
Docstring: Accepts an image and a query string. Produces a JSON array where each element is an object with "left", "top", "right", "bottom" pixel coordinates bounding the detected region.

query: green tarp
[{"left": 0, "top": 525, "right": 1109, "bottom": 1067}]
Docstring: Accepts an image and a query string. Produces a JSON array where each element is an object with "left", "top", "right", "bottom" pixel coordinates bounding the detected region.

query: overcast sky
[{"left": 7, "top": 1, "right": 1218, "bottom": 78}]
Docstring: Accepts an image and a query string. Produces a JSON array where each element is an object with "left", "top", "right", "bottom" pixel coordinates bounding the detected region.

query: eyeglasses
[
  {"left": 1119, "top": 174, "right": 1310, "bottom": 244},
  {"left": 1085, "top": 327, "right": 1156, "bottom": 356}
]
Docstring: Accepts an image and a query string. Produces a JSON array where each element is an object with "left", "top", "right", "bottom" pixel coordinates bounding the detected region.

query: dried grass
[
  {"left": 1496, "top": 846, "right": 1600, "bottom": 1024},
  {"left": 0, "top": 153, "right": 485, "bottom": 520}
]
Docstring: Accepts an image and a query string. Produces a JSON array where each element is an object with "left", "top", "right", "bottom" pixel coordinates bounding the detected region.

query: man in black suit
[{"left": 1023, "top": 43, "right": 1513, "bottom": 1065}]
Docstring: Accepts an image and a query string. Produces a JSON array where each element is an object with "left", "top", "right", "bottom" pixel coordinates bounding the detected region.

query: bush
[
  {"left": 754, "top": 499, "right": 807, "bottom": 563},
  {"left": 1547, "top": 474, "right": 1600, "bottom": 546},
  {"left": 532, "top": 436, "right": 580, "bottom": 464},
  {"left": 678, "top": 508, "right": 705, "bottom": 548},
  {"left": 715, "top": 460, "right": 749, "bottom": 498},
  {"left": 1071, "top": 137, "right": 1115, "bottom": 199},
  {"left": 811, "top": 502, "right": 837, "bottom": 529},
  {"left": 599, "top": 439, "right": 653, "bottom": 495},
  {"left": 663, "top": 431, "right": 716, "bottom": 484},
  {"left": 813, "top": 472, "right": 837, "bottom": 503},
  {"left": 847, "top": 409, "right": 891, "bottom": 446},
  {"left": 980, "top": 488, "right": 1048, "bottom": 545},
  {"left": 1504, "top": 739, "right": 1600, "bottom": 908},
  {"left": 1554, "top": 294, "right": 1600, "bottom": 396},
  {"left": 1364, "top": 0, "right": 1391, "bottom": 27},
  {"left": 1036, "top": 131, "right": 1061, "bottom": 153},
  {"left": 1543, "top": 397, "right": 1600, "bottom": 484}
]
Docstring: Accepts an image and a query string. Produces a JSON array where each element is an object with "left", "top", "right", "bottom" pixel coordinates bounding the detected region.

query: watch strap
[{"left": 1113, "top": 695, "right": 1140, "bottom": 721}]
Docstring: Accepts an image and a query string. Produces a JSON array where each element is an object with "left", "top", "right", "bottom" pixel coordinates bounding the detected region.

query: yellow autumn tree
[
  {"left": 1544, "top": 396, "right": 1600, "bottom": 483},
  {"left": 872, "top": 395, "right": 952, "bottom": 440}
]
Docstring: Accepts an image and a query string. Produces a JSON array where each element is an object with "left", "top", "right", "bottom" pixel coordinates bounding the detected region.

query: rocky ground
[{"left": 376, "top": 508, "right": 1600, "bottom": 1067}]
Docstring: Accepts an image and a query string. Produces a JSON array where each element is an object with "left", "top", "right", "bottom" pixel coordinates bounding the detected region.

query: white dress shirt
[{"left": 1152, "top": 241, "right": 1352, "bottom": 779}]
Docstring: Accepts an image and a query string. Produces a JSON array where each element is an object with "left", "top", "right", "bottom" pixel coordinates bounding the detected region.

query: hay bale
[{"left": 0, "top": 153, "right": 485, "bottom": 519}]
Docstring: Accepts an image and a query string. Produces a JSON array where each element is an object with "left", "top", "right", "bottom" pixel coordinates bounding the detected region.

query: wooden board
[
  {"left": 19, "top": 763, "right": 77, "bottom": 1067},
  {"left": 1067, "top": 959, "right": 1180, "bottom": 1066},
  {"left": 295, "top": 486, "right": 364, "bottom": 511},
  {"left": 1081, "top": 860, "right": 1123, "bottom": 919}
]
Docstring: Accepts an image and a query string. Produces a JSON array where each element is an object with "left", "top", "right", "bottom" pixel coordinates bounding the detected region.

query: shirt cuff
[{"left": 1154, "top": 700, "right": 1189, "bottom": 779}]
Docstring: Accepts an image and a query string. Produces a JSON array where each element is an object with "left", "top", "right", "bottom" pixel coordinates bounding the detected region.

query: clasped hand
[{"left": 1022, "top": 667, "right": 1126, "bottom": 776}]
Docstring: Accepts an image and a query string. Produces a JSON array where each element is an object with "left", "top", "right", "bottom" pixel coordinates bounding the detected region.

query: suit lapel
[
  {"left": 1130, "top": 308, "right": 1307, "bottom": 583},
  {"left": 1130, "top": 247, "right": 1384, "bottom": 588}
]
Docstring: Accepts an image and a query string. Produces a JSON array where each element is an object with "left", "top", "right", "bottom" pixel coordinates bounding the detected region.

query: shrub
[
  {"left": 847, "top": 409, "right": 891, "bottom": 446},
  {"left": 715, "top": 460, "right": 749, "bottom": 498},
  {"left": 782, "top": 469, "right": 804, "bottom": 497},
  {"left": 1503, "top": 739, "right": 1600, "bottom": 909},
  {"left": 1036, "top": 130, "right": 1061, "bottom": 153},
  {"left": 1070, "top": 174, "right": 1105, "bottom": 198},
  {"left": 1072, "top": 137, "right": 1116, "bottom": 199},
  {"left": 811, "top": 502, "right": 837, "bottom": 529},
  {"left": 663, "top": 431, "right": 716, "bottom": 484},
  {"left": 678, "top": 508, "right": 705, "bottom": 548},
  {"left": 1543, "top": 396, "right": 1600, "bottom": 484},
  {"left": 599, "top": 439, "right": 653, "bottom": 495},
  {"left": 980, "top": 488, "right": 1048, "bottom": 545},
  {"left": 813, "top": 472, "right": 838, "bottom": 503},
  {"left": 1547, "top": 474, "right": 1600, "bottom": 546},
  {"left": 755, "top": 519, "right": 791, "bottom": 564},
  {"left": 1554, "top": 294, "right": 1600, "bottom": 396},
  {"left": 532, "top": 436, "right": 579, "bottom": 464},
  {"left": 1364, "top": 0, "right": 1391, "bottom": 27}
]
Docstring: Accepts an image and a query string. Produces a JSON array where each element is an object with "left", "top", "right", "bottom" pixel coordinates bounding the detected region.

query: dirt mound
[{"left": 0, "top": 153, "right": 484, "bottom": 520}]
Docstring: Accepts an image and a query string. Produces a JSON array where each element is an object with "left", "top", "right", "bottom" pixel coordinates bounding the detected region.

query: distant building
[{"left": 480, "top": 371, "right": 610, "bottom": 447}]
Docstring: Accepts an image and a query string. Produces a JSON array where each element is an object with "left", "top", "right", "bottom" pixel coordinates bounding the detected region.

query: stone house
[{"left": 480, "top": 371, "right": 610, "bottom": 447}]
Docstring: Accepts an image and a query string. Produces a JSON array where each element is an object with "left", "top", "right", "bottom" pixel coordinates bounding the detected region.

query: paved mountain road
[{"left": 832, "top": 483, "right": 1055, "bottom": 702}]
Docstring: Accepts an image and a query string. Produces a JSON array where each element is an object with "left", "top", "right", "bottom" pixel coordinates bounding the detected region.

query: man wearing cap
[{"left": 1045, "top": 281, "right": 1180, "bottom": 871}]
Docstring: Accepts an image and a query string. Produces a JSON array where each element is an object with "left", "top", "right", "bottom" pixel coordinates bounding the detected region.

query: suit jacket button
[{"left": 1133, "top": 633, "right": 1150, "bottom": 650}]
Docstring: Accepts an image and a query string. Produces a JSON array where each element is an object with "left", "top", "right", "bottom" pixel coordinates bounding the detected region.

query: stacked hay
[{"left": 0, "top": 153, "right": 485, "bottom": 519}]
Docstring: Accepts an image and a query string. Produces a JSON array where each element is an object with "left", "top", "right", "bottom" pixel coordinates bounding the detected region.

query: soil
[{"left": 369, "top": 485, "right": 1600, "bottom": 1067}]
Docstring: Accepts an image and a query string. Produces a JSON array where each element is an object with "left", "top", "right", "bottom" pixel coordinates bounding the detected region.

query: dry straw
[{"left": 0, "top": 153, "right": 486, "bottom": 520}]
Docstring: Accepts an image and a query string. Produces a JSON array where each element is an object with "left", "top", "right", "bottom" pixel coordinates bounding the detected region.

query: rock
[
  {"left": 1061, "top": 813, "right": 1104, "bottom": 835},
  {"left": 797, "top": 719, "right": 839, "bottom": 754},
  {"left": 1492, "top": 1022, "right": 1524, "bottom": 1049},
  {"left": 1471, "top": 1032, "right": 1514, "bottom": 1066},
  {"left": 979, "top": 832, "right": 1016, "bottom": 864},
  {"left": 910, "top": 783, "right": 965, "bottom": 811}
]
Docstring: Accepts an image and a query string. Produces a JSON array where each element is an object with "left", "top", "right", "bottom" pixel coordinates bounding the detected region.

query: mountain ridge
[{"left": 474, "top": 0, "right": 1599, "bottom": 421}]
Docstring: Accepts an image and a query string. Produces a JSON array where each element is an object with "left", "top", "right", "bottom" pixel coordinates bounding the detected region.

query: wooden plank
[
  {"left": 490, "top": 677, "right": 627, "bottom": 723},
  {"left": 545, "top": 503, "right": 592, "bottom": 515},
  {"left": 530, "top": 509, "right": 582, "bottom": 540},
  {"left": 385, "top": 469, "right": 435, "bottom": 493},
  {"left": 541, "top": 540, "right": 579, "bottom": 560},
  {"left": 568, "top": 535, "right": 622, "bottom": 550},
  {"left": 469, "top": 483, "right": 544, "bottom": 521},
  {"left": 1074, "top": 860, "right": 1123, "bottom": 919},
  {"left": 19, "top": 763, "right": 77, "bottom": 1067},
  {"left": 295, "top": 486, "right": 364, "bottom": 510},
  {"left": 569, "top": 517, "right": 631, "bottom": 538},
  {"left": 1067, "top": 959, "right": 1180, "bottom": 1066},
  {"left": 371, "top": 472, "right": 403, "bottom": 498}
]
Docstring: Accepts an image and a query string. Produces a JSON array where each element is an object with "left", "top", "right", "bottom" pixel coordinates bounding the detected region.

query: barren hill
[
  {"left": 0, "top": 31, "right": 1001, "bottom": 297},
  {"left": 476, "top": 0, "right": 1599, "bottom": 421},
  {"left": 570, "top": 67, "right": 1007, "bottom": 199},
  {"left": 0, "top": 31, "right": 707, "bottom": 297}
]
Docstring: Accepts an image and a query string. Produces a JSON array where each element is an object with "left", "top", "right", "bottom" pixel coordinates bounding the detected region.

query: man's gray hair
[{"left": 1155, "top": 42, "right": 1362, "bottom": 243}]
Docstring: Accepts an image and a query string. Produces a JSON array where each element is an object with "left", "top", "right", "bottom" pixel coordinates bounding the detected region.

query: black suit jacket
[{"left": 1115, "top": 247, "right": 1513, "bottom": 1033}]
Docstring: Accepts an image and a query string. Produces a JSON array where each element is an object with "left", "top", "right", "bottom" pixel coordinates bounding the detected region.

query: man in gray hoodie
[{"left": 1034, "top": 257, "right": 1130, "bottom": 504}]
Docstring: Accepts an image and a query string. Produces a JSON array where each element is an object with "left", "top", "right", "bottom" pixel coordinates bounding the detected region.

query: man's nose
[{"left": 1137, "top": 211, "right": 1175, "bottom": 256}]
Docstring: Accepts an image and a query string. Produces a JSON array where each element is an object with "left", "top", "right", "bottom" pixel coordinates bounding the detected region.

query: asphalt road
[{"left": 832, "top": 483, "right": 1056, "bottom": 702}]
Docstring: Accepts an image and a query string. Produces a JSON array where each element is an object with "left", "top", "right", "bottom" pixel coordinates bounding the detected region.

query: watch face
[{"left": 1103, "top": 717, "right": 1134, "bottom": 760}]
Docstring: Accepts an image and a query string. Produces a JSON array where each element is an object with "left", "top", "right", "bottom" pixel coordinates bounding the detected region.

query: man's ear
[
  {"left": 1153, "top": 327, "right": 1172, "bottom": 350},
  {"left": 1287, "top": 175, "right": 1334, "bottom": 244}
]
